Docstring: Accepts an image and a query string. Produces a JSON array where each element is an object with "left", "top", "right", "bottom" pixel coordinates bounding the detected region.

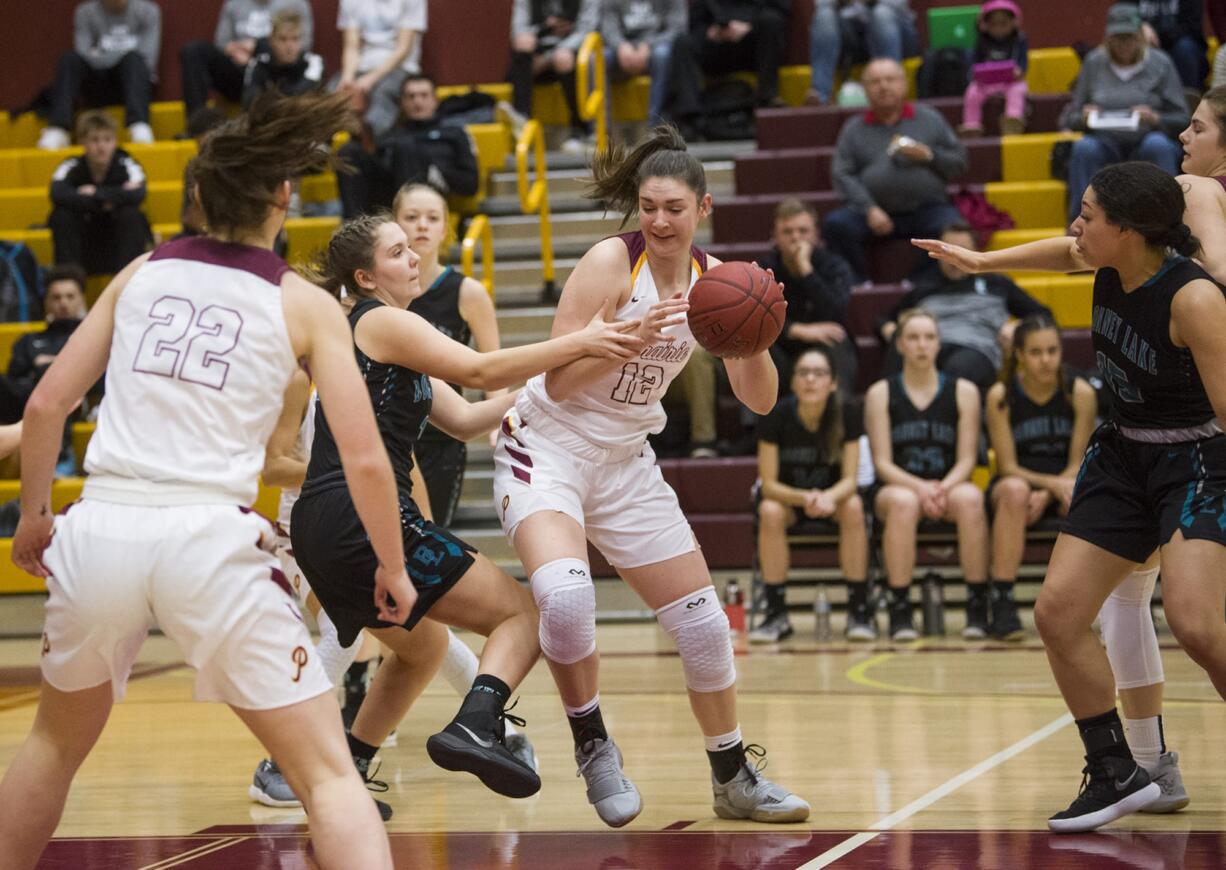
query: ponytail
[
  {"left": 586, "top": 124, "right": 706, "bottom": 225},
  {"left": 297, "top": 212, "right": 390, "bottom": 300}
]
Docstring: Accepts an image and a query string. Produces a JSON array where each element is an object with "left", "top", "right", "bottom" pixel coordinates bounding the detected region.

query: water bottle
[
  {"left": 724, "top": 578, "right": 745, "bottom": 636},
  {"left": 921, "top": 572, "right": 946, "bottom": 636},
  {"left": 813, "top": 585, "right": 833, "bottom": 641}
]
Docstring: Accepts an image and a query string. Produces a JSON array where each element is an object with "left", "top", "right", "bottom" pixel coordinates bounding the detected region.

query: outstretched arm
[{"left": 912, "top": 235, "right": 1092, "bottom": 274}]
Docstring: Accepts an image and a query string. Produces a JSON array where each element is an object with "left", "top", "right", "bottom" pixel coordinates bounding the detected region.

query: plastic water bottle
[
  {"left": 724, "top": 579, "right": 745, "bottom": 636},
  {"left": 813, "top": 586, "right": 833, "bottom": 641},
  {"left": 921, "top": 572, "right": 946, "bottom": 636}
]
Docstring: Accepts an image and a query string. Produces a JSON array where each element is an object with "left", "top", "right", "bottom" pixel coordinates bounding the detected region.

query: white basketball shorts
[
  {"left": 40, "top": 499, "right": 331, "bottom": 709},
  {"left": 492, "top": 400, "right": 697, "bottom": 569}
]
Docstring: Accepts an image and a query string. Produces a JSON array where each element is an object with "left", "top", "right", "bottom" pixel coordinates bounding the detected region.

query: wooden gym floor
[{"left": 1, "top": 610, "right": 1224, "bottom": 868}]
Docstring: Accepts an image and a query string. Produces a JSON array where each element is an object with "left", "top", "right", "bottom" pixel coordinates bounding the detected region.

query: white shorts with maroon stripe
[
  {"left": 492, "top": 398, "right": 697, "bottom": 569},
  {"left": 40, "top": 499, "right": 331, "bottom": 709}
]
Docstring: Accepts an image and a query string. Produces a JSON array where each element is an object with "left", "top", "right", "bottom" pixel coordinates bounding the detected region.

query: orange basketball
[{"left": 686, "top": 261, "right": 786, "bottom": 359}]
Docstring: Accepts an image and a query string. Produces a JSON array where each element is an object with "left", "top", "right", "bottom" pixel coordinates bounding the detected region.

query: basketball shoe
[
  {"left": 748, "top": 611, "right": 793, "bottom": 643},
  {"left": 990, "top": 584, "right": 1025, "bottom": 641},
  {"left": 712, "top": 745, "right": 810, "bottom": 823},
  {"left": 963, "top": 586, "right": 991, "bottom": 639},
  {"left": 1047, "top": 754, "right": 1160, "bottom": 832},
  {"left": 249, "top": 759, "right": 300, "bottom": 808},
  {"left": 889, "top": 597, "right": 917, "bottom": 641},
  {"left": 353, "top": 754, "right": 394, "bottom": 822},
  {"left": 505, "top": 732, "right": 539, "bottom": 772},
  {"left": 1139, "top": 751, "right": 1190, "bottom": 813},
  {"left": 576, "top": 737, "right": 642, "bottom": 827},
  {"left": 846, "top": 601, "right": 878, "bottom": 641},
  {"left": 427, "top": 706, "right": 541, "bottom": 798}
]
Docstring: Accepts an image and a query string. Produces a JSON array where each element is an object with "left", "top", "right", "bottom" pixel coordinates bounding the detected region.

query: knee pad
[
  {"left": 656, "top": 586, "right": 736, "bottom": 693},
  {"left": 1099, "top": 567, "right": 1164, "bottom": 689},
  {"left": 531, "top": 558, "right": 596, "bottom": 665}
]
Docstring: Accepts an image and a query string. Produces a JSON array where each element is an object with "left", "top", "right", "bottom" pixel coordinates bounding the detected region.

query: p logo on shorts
[{"left": 291, "top": 646, "right": 308, "bottom": 682}]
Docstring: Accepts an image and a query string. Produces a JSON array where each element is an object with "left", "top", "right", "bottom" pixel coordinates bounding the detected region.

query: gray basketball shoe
[
  {"left": 712, "top": 745, "right": 810, "bottom": 823},
  {"left": 1140, "top": 751, "right": 1190, "bottom": 813},
  {"left": 576, "top": 737, "right": 642, "bottom": 827},
  {"left": 249, "top": 759, "right": 301, "bottom": 808}
]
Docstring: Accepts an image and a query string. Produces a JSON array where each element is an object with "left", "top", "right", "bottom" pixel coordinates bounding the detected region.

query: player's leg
[
  {"left": 875, "top": 484, "right": 921, "bottom": 640},
  {"left": 234, "top": 695, "right": 392, "bottom": 870},
  {"left": 749, "top": 496, "right": 795, "bottom": 642},
  {"left": 836, "top": 494, "right": 875, "bottom": 640},
  {"left": 0, "top": 681, "right": 113, "bottom": 870},
  {"left": 945, "top": 481, "right": 990, "bottom": 639},
  {"left": 620, "top": 549, "right": 810, "bottom": 823},
  {"left": 1157, "top": 533, "right": 1226, "bottom": 697},
  {"left": 988, "top": 476, "right": 1030, "bottom": 640}
]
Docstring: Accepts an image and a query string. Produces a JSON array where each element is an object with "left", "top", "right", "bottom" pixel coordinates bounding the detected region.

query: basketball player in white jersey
[
  {"left": 492, "top": 126, "right": 809, "bottom": 826},
  {"left": 0, "top": 93, "right": 403, "bottom": 870}
]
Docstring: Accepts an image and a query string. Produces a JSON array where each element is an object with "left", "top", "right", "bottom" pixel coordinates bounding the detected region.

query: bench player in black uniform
[
  {"left": 864, "top": 309, "right": 989, "bottom": 642},
  {"left": 985, "top": 313, "right": 1097, "bottom": 640},
  {"left": 915, "top": 161, "right": 1226, "bottom": 832},
  {"left": 292, "top": 214, "right": 642, "bottom": 805}
]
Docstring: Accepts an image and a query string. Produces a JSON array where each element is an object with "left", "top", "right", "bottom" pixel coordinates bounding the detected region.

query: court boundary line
[
  {"left": 135, "top": 836, "right": 247, "bottom": 870},
  {"left": 794, "top": 712, "right": 1074, "bottom": 869}
]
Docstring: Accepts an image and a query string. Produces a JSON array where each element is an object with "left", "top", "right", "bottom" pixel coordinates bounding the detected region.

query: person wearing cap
[
  {"left": 1059, "top": 2, "right": 1188, "bottom": 224},
  {"left": 959, "top": 0, "right": 1029, "bottom": 137}
]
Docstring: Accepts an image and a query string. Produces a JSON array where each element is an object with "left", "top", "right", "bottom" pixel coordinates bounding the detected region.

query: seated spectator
[
  {"left": 750, "top": 347, "right": 871, "bottom": 643},
  {"left": 878, "top": 222, "right": 1050, "bottom": 393},
  {"left": 0, "top": 266, "right": 90, "bottom": 426},
  {"left": 823, "top": 59, "right": 968, "bottom": 284},
  {"left": 337, "top": 74, "right": 480, "bottom": 218},
  {"left": 661, "top": 346, "right": 719, "bottom": 457},
  {"left": 1138, "top": 0, "right": 1208, "bottom": 90},
  {"left": 49, "top": 111, "right": 150, "bottom": 276},
  {"left": 1060, "top": 3, "right": 1188, "bottom": 224},
  {"left": 985, "top": 314, "right": 1097, "bottom": 641},
  {"left": 601, "top": 0, "right": 687, "bottom": 128},
  {"left": 807, "top": 0, "right": 918, "bottom": 106},
  {"left": 864, "top": 309, "right": 989, "bottom": 642},
  {"left": 759, "top": 198, "right": 857, "bottom": 394},
  {"left": 509, "top": 0, "right": 598, "bottom": 153},
  {"left": 38, "top": 0, "right": 161, "bottom": 150},
  {"left": 241, "top": 8, "right": 324, "bottom": 107},
  {"left": 959, "top": 0, "right": 1028, "bottom": 137},
  {"left": 181, "top": 0, "right": 313, "bottom": 118},
  {"left": 336, "top": 0, "right": 428, "bottom": 139}
]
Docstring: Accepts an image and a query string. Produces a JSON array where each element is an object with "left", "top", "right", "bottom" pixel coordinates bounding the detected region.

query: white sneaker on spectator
[
  {"left": 497, "top": 101, "right": 528, "bottom": 139},
  {"left": 561, "top": 135, "right": 587, "bottom": 155},
  {"left": 128, "top": 122, "right": 155, "bottom": 144},
  {"left": 37, "top": 126, "right": 71, "bottom": 150}
]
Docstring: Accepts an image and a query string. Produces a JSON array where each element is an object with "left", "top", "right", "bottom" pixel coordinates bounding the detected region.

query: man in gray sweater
[
  {"left": 180, "top": 0, "right": 314, "bottom": 117},
  {"left": 38, "top": 0, "right": 162, "bottom": 150},
  {"left": 822, "top": 58, "right": 968, "bottom": 283},
  {"left": 1060, "top": 3, "right": 1188, "bottom": 224}
]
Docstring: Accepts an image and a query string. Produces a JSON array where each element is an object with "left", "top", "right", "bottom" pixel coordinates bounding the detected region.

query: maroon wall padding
[
  {"left": 845, "top": 283, "right": 907, "bottom": 339},
  {"left": 422, "top": 0, "right": 512, "bottom": 86}
]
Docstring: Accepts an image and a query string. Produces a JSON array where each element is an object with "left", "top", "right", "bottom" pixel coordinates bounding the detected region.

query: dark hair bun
[{"left": 1165, "top": 223, "right": 1200, "bottom": 258}]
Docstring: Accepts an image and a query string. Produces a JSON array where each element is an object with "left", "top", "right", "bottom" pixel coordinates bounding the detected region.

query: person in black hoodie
[
  {"left": 759, "top": 198, "right": 858, "bottom": 394},
  {"left": 241, "top": 8, "right": 325, "bottom": 108},
  {"left": 47, "top": 111, "right": 151, "bottom": 276},
  {"left": 336, "top": 73, "right": 480, "bottom": 219}
]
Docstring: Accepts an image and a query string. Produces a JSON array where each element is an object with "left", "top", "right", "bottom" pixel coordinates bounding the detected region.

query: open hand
[{"left": 911, "top": 238, "right": 986, "bottom": 273}]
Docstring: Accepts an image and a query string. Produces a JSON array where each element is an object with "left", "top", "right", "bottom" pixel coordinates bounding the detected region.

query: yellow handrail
[
  {"left": 515, "top": 119, "right": 556, "bottom": 298},
  {"left": 576, "top": 31, "right": 608, "bottom": 154},
  {"left": 460, "top": 213, "right": 494, "bottom": 299}
]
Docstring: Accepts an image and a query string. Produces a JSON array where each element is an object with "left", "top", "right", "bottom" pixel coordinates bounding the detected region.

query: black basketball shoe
[
  {"left": 1048, "top": 754, "right": 1160, "bottom": 833},
  {"left": 426, "top": 705, "right": 541, "bottom": 798},
  {"left": 990, "top": 586, "right": 1025, "bottom": 641},
  {"left": 352, "top": 754, "right": 393, "bottom": 822}
]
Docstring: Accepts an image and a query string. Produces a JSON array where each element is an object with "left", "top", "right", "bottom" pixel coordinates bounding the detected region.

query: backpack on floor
[
  {"left": 436, "top": 91, "right": 497, "bottom": 128},
  {"left": 0, "top": 241, "right": 44, "bottom": 322},
  {"left": 916, "top": 47, "right": 971, "bottom": 99},
  {"left": 700, "top": 78, "right": 756, "bottom": 141}
]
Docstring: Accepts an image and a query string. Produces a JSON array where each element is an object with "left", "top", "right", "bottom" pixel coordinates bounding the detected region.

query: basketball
[{"left": 686, "top": 261, "right": 786, "bottom": 359}]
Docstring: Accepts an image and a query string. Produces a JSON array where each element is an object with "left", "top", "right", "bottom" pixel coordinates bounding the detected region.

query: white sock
[
  {"left": 563, "top": 693, "right": 600, "bottom": 718},
  {"left": 704, "top": 726, "right": 742, "bottom": 753},
  {"left": 440, "top": 630, "right": 519, "bottom": 736},
  {"left": 1124, "top": 715, "right": 1165, "bottom": 772},
  {"left": 316, "top": 609, "right": 362, "bottom": 687}
]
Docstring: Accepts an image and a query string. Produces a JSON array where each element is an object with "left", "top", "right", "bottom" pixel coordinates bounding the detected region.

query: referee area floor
[{"left": 1, "top": 616, "right": 1224, "bottom": 868}]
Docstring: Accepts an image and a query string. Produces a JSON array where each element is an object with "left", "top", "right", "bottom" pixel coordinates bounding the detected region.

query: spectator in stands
[
  {"left": 337, "top": 74, "right": 480, "bottom": 218},
  {"left": 662, "top": 347, "right": 720, "bottom": 457},
  {"left": 823, "top": 58, "right": 968, "bottom": 284},
  {"left": 959, "top": 0, "right": 1028, "bottom": 137},
  {"left": 336, "top": 0, "right": 428, "bottom": 139},
  {"left": 1060, "top": 3, "right": 1188, "bottom": 224},
  {"left": 877, "top": 222, "right": 1050, "bottom": 393},
  {"left": 751, "top": 346, "right": 872, "bottom": 643},
  {"left": 985, "top": 313, "right": 1097, "bottom": 641},
  {"left": 0, "top": 266, "right": 89, "bottom": 426},
  {"left": 509, "top": 0, "right": 599, "bottom": 153},
  {"left": 806, "top": 0, "right": 918, "bottom": 106},
  {"left": 663, "top": 0, "right": 789, "bottom": 137},
  {"left": 241, "top": 8, "right": 325, "bottom": 108},
  {"left": 38, "top": 0, "right": 162, "bottom": 150},
  {"left": 760, "top": 198, "right": 857, "bottom": 395},
  {"left": 180, "top": 0, "right": 313, "bottom": 118},
  {"left": 601, "top": 0, "right": 688, "bottom": 128},
  {"left": 1138, "top": 0, "right": 1208, "bottom": 90},
  {"left": 48, "top": 111, "right": 150, "bottom": 276},
  {"left": 864, "top": 308, "right": 989, "bottom": 642}
]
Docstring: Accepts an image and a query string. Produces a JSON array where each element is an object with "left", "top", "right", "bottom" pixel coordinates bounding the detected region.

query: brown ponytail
[
  {"left": 191, "top": 90, "right": 356, "bottom": 238},
  {"left": 586, "top": 124, "right": 706, "bottom": 225},
  {"left": 297, "top": 212, "right": 391, "bottom": 300}
]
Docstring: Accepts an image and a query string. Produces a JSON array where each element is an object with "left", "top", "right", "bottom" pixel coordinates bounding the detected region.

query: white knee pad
[
  {"left": 656, "top": 586, "right": 736, "bottom": 693},
  {"left": 531, "top": 558, "right": 597, "bottom": 665},
  {"left": 1099, "top": 567, "right": 1164, "bottom": 689}
]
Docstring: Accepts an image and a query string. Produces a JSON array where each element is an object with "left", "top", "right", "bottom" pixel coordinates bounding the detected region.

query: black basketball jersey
[
  {"left": 409, "top": 267, "right": 468, "bottom": 444},
  {"left": 757, "top": 395, "right": 863, "bottom": 490},
  {"left": 1091, "top": 257, "right": 1223, "bottom": 430},
  {"left": 1006, "top": 378, "right": 1075, "bottom": 475},
  {"left": 887, "top": 373, "right": 959, "bottom": 479},
  {"left": 302, "top": 298, "right": 433, "bottom": 496}
]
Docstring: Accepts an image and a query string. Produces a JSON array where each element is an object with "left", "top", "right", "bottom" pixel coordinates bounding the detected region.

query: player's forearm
[
  {"left": 19, "top": 395, "right": 68, "bottom": 519},
  {"left": 979, "top": 237, "right": 1086, "bottom": 274},
  {"left": 543, "top": 355, "right": 625, "bottom": 403}
]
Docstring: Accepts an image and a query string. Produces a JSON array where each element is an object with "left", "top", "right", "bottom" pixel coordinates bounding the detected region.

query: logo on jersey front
[{"left": 291, "top": 646, "right": 308, "bottom": 682}]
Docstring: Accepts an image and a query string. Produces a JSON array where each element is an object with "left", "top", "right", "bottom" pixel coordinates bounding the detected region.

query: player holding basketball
[
  {"left": 915, "top": 161, "right": 1226, "bottom": 833},
  {"left": 0, "top": 92, "right": 401, "bottom": 870},
  {"left": 492, "top": 125, "right": 809, "bottom": 826}
]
